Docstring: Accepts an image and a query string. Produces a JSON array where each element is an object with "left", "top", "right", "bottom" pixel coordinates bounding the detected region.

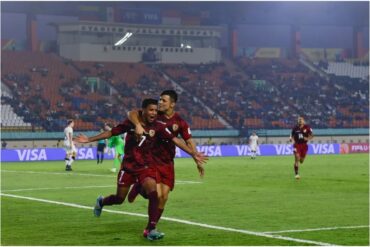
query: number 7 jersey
[{"left": 111, "top": 119, "right": 174, "bottom": 170}]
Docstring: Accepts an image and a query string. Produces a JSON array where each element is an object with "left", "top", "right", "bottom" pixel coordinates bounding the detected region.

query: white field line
[
  {"left": 1, "top": 185, "right": 114, "bottom": 192},
  {"left": 1, "top": 170, "right": 202, "bottom": 184},
  {"left": 264, "top": 225, "right": 370, "bottom": 234},
  {"left": 0, "top": 193, "right": 336, "bottom": 246},
  {"left": 2, "top": 181, "right": 200, "bottom": 192},
  {"left": 2, "top": 169, "right": 114, "bottom": 177}
]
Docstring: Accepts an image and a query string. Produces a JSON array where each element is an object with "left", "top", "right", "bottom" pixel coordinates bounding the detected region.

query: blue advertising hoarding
[{"left": 1, "top": 144, "right": 340, "bottom": 162}]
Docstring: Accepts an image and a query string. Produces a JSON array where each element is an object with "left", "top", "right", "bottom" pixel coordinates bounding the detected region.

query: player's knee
[
  {"left": 116, "top": 196, "right": 125, "bottom": 204},
  {"left": 142, "top": 179, "right": 157, "bottom": 194},
  {"left": 159, "top": 193, "right": 169, "bottom": 203}
]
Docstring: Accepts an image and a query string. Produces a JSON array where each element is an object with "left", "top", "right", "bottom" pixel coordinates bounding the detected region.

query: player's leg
[
  {"left": 111, "top": 146, "right": 122, "bottom": 172},
  {"left": 294, "top": 152, "right": 301, "bottom": 179},
  {"left": 64, "top": 153, "right": 71, "bottom": 170},
  {"left": 157, "top": 183, "right": 170, "bottom": 222},
  {"left": 299, "top": 144, "right": 308, "bottom": 164},
  {"left": 94, "top": 169, "right": 133, "bottom": 217},
  {"left": 102, "top": 184, "right": 130, "bottom": 206},
  {"left": 64, "top": 145, "right": 71, "bottom": 170},
  {"left": 67, "top": 150, "right": 76, "bottom": 170},
  {"left": 128, "top": 182, "right": 147, "bottom": 202},
  {"left": 100, "top": 150, "right": 105, "bottom": 163},
  {"left": 96, "top": 150, "right": 101, "bottom": 164},
  {"left": 141, "top": 177, "right": 164, "bottom": 240},
  {"left": 94, "top": 185, "right": 130, "bottom": 217},
  {"left": 155, "top": 165, "right": 174, "bottom": 223}
]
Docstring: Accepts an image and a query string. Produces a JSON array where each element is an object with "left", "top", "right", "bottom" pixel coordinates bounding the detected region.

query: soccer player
[
  {"left": 290, "top": 116, "right": 313, "bottom": 179},
  {"left": 63, "top": 119, "right": 76, "bottom": 171},
  {"left": 249, "top": 132, "right": 259, "bottom": 159},
  {"left": 96, "top": 128, "right": 107, "bottom": 164},
  {"left": 74, "top": 98, "right": 207, "bottom": 240},
  {"left": 104, "top": 123, "right": 125, "bottom": 172},
  {"left": 127, "top": 90, "right": 204, "bottom": 227}
]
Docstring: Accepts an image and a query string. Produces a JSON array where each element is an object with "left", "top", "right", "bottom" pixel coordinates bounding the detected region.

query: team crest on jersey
[
  {"left": 149, "top": 129, "right": 155, "bottom": 137},
  {"left": 172, "top": 124, "right": 179, "bottom": 131}
]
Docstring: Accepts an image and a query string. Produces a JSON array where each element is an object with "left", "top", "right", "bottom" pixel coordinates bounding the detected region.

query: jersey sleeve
[
  {"left": 111, "top": 119, "right": 132, "bottom": 136},
  {"left": 179, "top": 119, "right": 192, "bottom": 141},
  {"left": 307, "top": 125, "right": 313, "bottom": 135}
]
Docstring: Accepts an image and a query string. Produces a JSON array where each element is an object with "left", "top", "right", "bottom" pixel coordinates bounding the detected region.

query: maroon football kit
[
  {"left": 291, "top": 124, "right": 313, "bottom": 158},
  {"left": 153, "top": 112, "right": 192, "bottom": 190},
  {"left": 111, "top": 119, "right": 174, "bottom": 187}
]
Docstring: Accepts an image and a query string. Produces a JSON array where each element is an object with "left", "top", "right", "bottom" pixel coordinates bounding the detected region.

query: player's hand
[
  {"left": 73, "top": 134, "right": 89, "bottom": 143},
  {"left": 135, "top": 124, "right": 145, "bottom": 141},
  {"left": 192, "top": 151, "right": 208, "bottom": 166},
  {"left": 135, "top": 124, "right": 145, "bottom": 136},
  {"left": 196, "top": 164, "right": 205, "bottom": 178}
]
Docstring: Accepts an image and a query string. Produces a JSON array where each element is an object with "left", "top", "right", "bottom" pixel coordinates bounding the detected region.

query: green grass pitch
[{"left": 1, "top": 154, "right": 369, "bottom": 245}]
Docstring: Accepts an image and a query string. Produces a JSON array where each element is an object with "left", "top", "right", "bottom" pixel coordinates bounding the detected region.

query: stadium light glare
[
  {"left": 180, "top": 43, "right": 191, "bottom": 49},
  {"left": 114, "top": 32, "right": 133, "bottom": 46}
]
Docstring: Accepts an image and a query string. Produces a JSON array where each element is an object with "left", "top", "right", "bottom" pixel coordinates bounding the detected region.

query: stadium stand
[
  {"left": 322, "top": 62, "right": 369, "bottom": 80},
  {"left": 1, "top": 50, "right": 368, "bottom": 132}
]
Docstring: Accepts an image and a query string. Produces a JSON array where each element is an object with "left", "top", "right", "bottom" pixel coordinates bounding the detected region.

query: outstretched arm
[
  {"left": 185, "top": 138, "right": 197, "bottom": 153},
  {"left": 185, "top": 138, "right": 205, "bottom": 177},
  {"left": 172, "top": 137, "right": 207, "bottom": 177},
  {"left": 74, "top": 131, "right": 112, "bottom": 144}
]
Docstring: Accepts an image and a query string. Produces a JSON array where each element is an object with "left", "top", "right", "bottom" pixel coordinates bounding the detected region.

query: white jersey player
[
  {"left": 64, "top": 120, "right": 76, "bottom": 171},
  {"left": 249, "top": 132, "right": 259, "bottom": 159}
]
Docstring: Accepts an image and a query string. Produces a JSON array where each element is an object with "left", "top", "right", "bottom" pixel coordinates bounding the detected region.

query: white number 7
[{"left": 138, "top": 136, "right": 147, "bottom": 147}]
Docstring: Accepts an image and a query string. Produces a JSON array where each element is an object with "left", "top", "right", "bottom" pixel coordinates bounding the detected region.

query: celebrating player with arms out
[
  {"left": 290, "top": 116, "right": 313, "bottom": 180},
  {"left": 127, "top": 90, "right": 203, "bottom": 227},
  {"left": 74, "top": 99, "right": 207, "bottom": 240}
]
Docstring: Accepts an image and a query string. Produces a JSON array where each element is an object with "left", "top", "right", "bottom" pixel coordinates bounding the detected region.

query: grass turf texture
[{"left": 1, "top": 154, "right": 369, "bottom": 245}]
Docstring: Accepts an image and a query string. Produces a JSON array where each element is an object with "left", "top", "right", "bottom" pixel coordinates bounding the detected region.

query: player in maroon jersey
[
  {"left": 127, "top": 90, "right": 203, "bottom": 228},
  {"left": 289, "top": 116, "right": 313, "bottom": 180},
  {"left": 74, "top": 98, "right": 207, "bottom": 240}
]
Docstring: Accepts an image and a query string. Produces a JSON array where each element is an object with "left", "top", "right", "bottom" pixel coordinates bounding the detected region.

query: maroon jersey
[
  {"left": 111, "top": 119, "right": 174, "bottom": 172},
  {"left": 291, "top": 124, "right": 313, "bottom": 144},
  {"left": 154, "top": 112, "right": 192, "bottom": 165}
]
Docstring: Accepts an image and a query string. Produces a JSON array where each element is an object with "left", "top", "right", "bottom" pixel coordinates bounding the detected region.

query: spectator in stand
[{"left": 2, "top": 140, "right": 8, "bottom": 149}]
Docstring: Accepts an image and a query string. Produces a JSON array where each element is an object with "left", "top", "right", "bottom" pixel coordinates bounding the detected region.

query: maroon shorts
[
  {"left": 117, "top": 162, "right": 157, "bottom": 187},
  {"left": 293, "top": 143, "right": 308, "bottom": 158},
  {"left": 156, "top": 165, "right": 175, "bottom": 190}
]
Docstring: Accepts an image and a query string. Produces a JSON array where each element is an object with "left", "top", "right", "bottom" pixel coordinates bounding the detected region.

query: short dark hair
[
  {"left": 161, "top": 90, "right": 178, "bottom": 103},
  {"left": 67, "top": 119, "right": 73, "bottom": 125},
  {"left": 142, "top": 98, "right": 158, "bottom": 108}
]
